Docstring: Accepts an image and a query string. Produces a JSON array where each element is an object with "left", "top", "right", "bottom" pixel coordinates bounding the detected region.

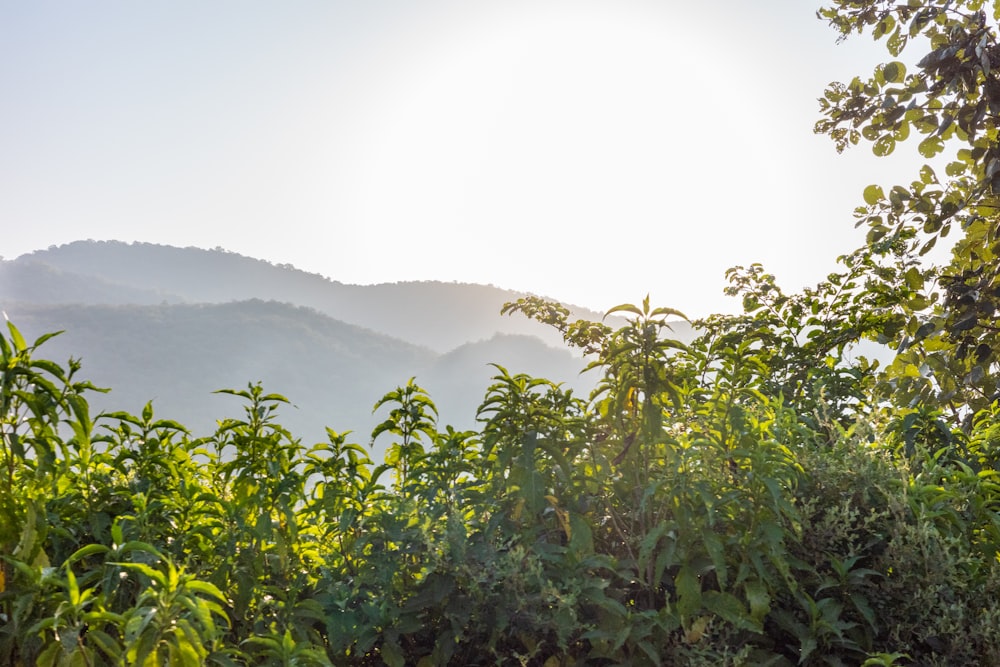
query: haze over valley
[{"left": 2, "top": 240, "right": 693, "bottom": 451}]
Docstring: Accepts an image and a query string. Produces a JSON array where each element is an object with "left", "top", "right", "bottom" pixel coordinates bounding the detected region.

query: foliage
[
  {"left": 4, "top": 268, "right": 1000, "bottom": 664},
  {"left": 4, "top": 1, "right": 1000, "bottom": 664},
  {"left": 816, "top": 0, "right": 1000, "bottom": 421}
]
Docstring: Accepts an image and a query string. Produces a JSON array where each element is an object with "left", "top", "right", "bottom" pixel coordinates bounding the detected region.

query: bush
[{"left": 3, "top": 304, "right": 1000, "bottom": 665}]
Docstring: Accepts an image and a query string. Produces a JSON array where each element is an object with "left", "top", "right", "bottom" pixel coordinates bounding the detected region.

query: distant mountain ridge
[
  {"left": 3, "top": 240, "right": 626, "bottom": 352},
  {"left": 4, "top": 241, "right": 673, "bottom": 447}
]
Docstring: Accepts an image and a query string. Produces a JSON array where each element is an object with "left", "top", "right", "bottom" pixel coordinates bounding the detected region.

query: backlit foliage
[{"left": 5, "top": 1, "right": 1000, "bottom": 663}]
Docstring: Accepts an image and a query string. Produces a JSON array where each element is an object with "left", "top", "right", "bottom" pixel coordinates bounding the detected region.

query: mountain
[
  {"left": 0, "top": 256, "right": 183, "bottom": 305},
  {"left": 5, "top": 300, "right": 596, "bottom": 446},
  {"left": 1, "top": 240, "right": 626, "bottom": 353},
  {"left": 422, "top": 332, "right": 599, "bottom": 428},
  {"left": 1, "top": 241, "right": 698, "bottom": 450},
  {"left": 4, "top": 301, "right": 425, "bottom": 439}
]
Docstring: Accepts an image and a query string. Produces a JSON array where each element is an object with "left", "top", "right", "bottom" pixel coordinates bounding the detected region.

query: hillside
[
  {"left": 4, "top": 300, "right": 595, "bottom": 448},
  {"left": 1, "top": 241, "right": 635, "bottom": 352},
  {"left": 1, "top": 240, "right": 701, "bottom": 448}
]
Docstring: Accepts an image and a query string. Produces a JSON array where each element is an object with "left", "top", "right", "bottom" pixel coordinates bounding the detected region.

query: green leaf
[
  {"left": 883, "top": 61, "right": 906, "bottom": 83},
  {"left": 638, "top": 523, "right": 669, "bottom": 576},
  {"left": 887, "top": 28, "right": 907, "bottom": 56},
  {"left": 112, "top": 561, "right": 167, "bottom": 587},
  {"left": 6, "top": 320, "right": 28, "bottom": 352},
  {"left": 703, "top": 531, "right": 727, "bottom": 588},
  {"left": 604, "top": 303, "right": 643, "bottom": 319},
  {"left": 66, "top": 543, "right": 111, "bottom": 566},
  {"left": 118, "top": 542, "right": 165, "bottom": 562},
  {"left": 744, "top": 579, "right": 771, "bottom": 623},
  {"left": 649, "top": 306, "right": 690, "bottom": 321},
  {"left": 904, "top": 267, "right": 924, "bottom": 291},
  {"left": 36, "top": 643, "right": 60, "bottom": 667},
  {"left": 945, "top": 160, "right": 967, "bottom": 176},
  {"left": 918, "top": 135, "right": 944, "bottom": 158},
  {"left": 568, "top": 512, "right": 594, "bottom": 556},
  {"left": 703, "top": 590, "right": 760, "bottom": 632},
  {"left": 675, "top": 566, "right": 702, "bottom": 620},
  {"left": 863, "top": 184, "right": 885, "bottom": 205},
  {"left": 381, "top": 640, "right": 406, "bottom": 667},
  {"left": 872, "top": 135, "right": 895, "bottom": 156},
  {"left": 29, "top": 359, "right": 67, "bottom": 380},
  {"left": 66, "top": 566, "right": 80, "bottom": 605},
  {"left": 184, "top": 579, "right": 228, "bottom": 604}
]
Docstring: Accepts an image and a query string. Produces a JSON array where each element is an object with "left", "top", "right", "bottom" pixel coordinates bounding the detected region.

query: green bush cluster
[
  {"left": 9, "top": 1, "right": 1000, "bottom": 662},
  {"left": 3, "top": 279, "right": 999, "bottom": 665}
]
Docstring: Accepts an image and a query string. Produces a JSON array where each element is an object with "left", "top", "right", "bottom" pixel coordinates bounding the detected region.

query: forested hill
[
  {"left": 5, "top": 300, "right": 595, "bottom": 445},
  {"left": 0, "top": 240, "right": 694, "bottom": 446},
  {"left": 2, "top": 240, "right": 663, "bottom": 352}
]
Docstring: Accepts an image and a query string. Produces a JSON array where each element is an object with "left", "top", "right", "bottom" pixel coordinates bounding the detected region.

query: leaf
[
  {"left": 883, "top": 61, "right": 906, "bottom": 83},
  {"left": 6, "top": 320, "right": 27, "bottom": 352},
  {"left": 66, "top": 393, "right": 92, "bottom": 437},
  {"left": 744, "top": 579, "right": 771, "bottom": 623},
  {"left": 380, "top": 640, "right": 406, "bottom": 667},
  {"left": 184, "top": 579, "right": 228, "bottom": 604},
  {"left": 862, "top": 184, "right": 884, "bottom": 206},
  {"left": 675, "top": 566, "right": 702, "bottom": 620},
  {"left": 703, "top": 531, "right": 727, "bottom": 588},
  {"left": 918, "top": 135, "right": 944, "bottom": 158},
  {"left": 799, "top": 636, "right": 818, "bottom": 663},
  {"left": 31, "top": 330, "right": 64, "bottom": 348},
  {"left": 604, "top": 303, "right": 643, "bottom": 320},
  {"left": 945, "top": 160, "right": 967, "bottom": 176},
  {"left": 35, "top": 643, "right": 60, "bottom": 667},
  {"left": 649, "top": 306, "right": 690, "bottom": 321},
  {"left": 703, "top": 590, "right": 760, "bottom": 632},
  {"left": 893, "top": 120, "right": 910, "bottom": 141},
  {"left": 28, "top": 359, "right": 67, "bottom": 380},
  {"left": 66, "top": 566, "right": 80, "bottom": 606},
  {"left": 111, "top": 561, "right": 167, "bottom": 587},
  {"left": 638, "top": 523, "right": 668, "bottom": 576},
  {"left": 151, "top": 418, "right": 188, "bottom": 432},
  {"left": 568, "top": 513, "right": 594, "bottom": 556},
  {"left": 66, "top": 543, "right": 111, "bottom": 566},
  {"left": 118, "top": 541, "right": 165, "bottom": 559},
  {"left": 887, "top": 28, "right": 908, "bottom": 56},
  {"left": 872, "top": 135, "right": 895, "bottom": 156},
  {"left": 904, "top": 267, "right": 924, "bottom": 291},
  {"left": 683, "top": 616, "right": 710, "bottom": 644},
  {"left": 850, "top": 592, "right": 877, "bottom": 631}
]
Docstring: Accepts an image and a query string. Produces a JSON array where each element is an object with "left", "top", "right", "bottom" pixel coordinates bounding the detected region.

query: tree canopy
[{"left": 816, "top": 0, "right": 1000, "bottom": 419}]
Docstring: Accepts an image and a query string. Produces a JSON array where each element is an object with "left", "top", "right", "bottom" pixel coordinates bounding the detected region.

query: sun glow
[{"left": 318, "top": 2, "right": 789, "bottom": 313}]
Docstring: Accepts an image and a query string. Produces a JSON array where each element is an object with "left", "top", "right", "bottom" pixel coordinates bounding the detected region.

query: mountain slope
[
  {"left": 3, "top": 241, "right": 616, "bottom": 352},
  {"left": 422, "top": 333, "right": 597, "bottom": 427},
  {"left": 5, "top": 300, "right": 435, "bottom": 443},
  {"left": 1, "top": 240, "right": 703, "bottom": 450},
  {"left": 4, "top": 301, "right": 594, "bottom": 447},
  {"left": 0, "top": 258, "right": 184, "bottom": 305}
]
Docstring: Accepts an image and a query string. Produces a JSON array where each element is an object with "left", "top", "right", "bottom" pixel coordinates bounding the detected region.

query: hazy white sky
[{"left": 3, "top": 1, "right": 928, "bottom": 316}]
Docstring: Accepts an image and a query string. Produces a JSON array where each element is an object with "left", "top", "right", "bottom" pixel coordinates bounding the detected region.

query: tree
[{"left": 816, "top": 0, "right": 1000, "bottom": 419}]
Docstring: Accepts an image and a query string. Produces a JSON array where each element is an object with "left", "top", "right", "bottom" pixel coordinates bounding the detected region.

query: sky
[{"left": 2, "top": 1, "right": 931, "bottom": 317}]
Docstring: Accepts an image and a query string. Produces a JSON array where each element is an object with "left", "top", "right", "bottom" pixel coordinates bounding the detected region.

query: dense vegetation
[{"left": 6, "top": 0, "right": 1000, "bottom": 664}]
